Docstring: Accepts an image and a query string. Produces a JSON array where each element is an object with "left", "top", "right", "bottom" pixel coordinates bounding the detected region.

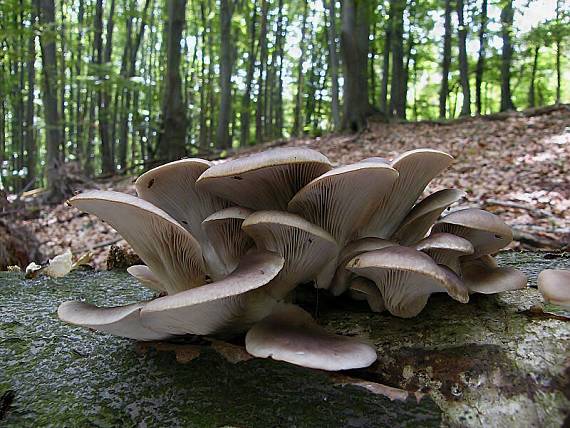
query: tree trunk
[
  {"left": 25, "top": 4, "right": 37, "bottom": 186},
  {"left": 380, "top": 1, "right": 393, "bottom": 114},
  {"left": 528, "top": 46, "right": 539, "bottom": 108},
  {"left": 456, "top": 0, "right": 471, "bottom": 116},
  {"left": 292, "top": 0, "right": 308, "bottom": 137},
  {"left": 255, "top": 0, "right": 269, "bottom": 143},
  {"left": 272, "top": 0, "right": 285, "bottom": 138},
  {"left": 216, "top": 0, "right": 233, "bottom": 150},
  {"left": 324, "top": 0, "right": 340, "bottom": 129},
  {"left": 389, "top": 0, "right": 405, "bottom": 119},
  {"left": 475, "top": 0, "right": 487, "bottom": 115},
  {"left": 439, "top": 0, "right": 452, "bottom": 119},
  {"left": 74, "top": 0, "right": 85, "bottom": 164},
  {"left": 156, "top": 0, "right": 187, "bottom": 162},
  {"left": 341, "top": 0, "right": 371, "bottom": 132},
  {"left": 555, "top": 0, "right": 561, "bottom": 103},
  {"left": 239, "top": 1, "right": 257, "bottom": 147},
  {"left": 500, "top": 0, "right": 515, "bottom": 111}
]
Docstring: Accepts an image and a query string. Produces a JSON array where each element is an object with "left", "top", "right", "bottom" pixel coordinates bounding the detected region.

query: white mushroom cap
[
  {"left": 127, "top": 265, "right": 166, "bottom": 292},
  {"left": 346, "top": 246, "right": 469, "bottom": 318},
  {"left": 245, "top": 304, "right": 377, "bottom": 371},
  {"left": 135, "top": 158, "right": 230, "bottom": 279},
  {"left": 414, "top": 233, "right": 474, "bottom": 275},
  {"left": 393, "top": 189, "right": 466, "bottom": 245},
  {"left": 69, "top": 190, "right": 205, "bottom": 294},
  {"left": 202, "top": 207, "right": 255, "bottom": 276},
  {"left": 461, "top": 256, "right": 527, "bottom": 294},
  {"left": 329, "top": 237, "right": 396, "bottom": 296},
  {"left": 348, "top": 277, "right": 386, "bottom": 313},
  {"left": 538, "top": 269, "right": 570, "bottom": 309},
  {"left": 288, "top": 162, "right": 398, "bottom": 245},
  {"left": 358, "top": 149, "right": 454, "bottom": 239},
  {"left": 196, "top": 148, "right": 332, "bottom": 210},
  {"left": 140, "top": 251, "right": 285, "bottom": 336},
  {"left": 58, "top": 301, "right": 172, "bottom": 341},
  {"left": 242, "top": 211, "right": 338, "bottom": 299}
]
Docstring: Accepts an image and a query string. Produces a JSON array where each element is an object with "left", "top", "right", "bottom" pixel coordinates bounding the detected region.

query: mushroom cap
[
  {"left": 414, "top": 233, "right": 474, "bottom": 275},
  {"left": 140, "top": 251, "right": 285, "bottom": 336},
  {"left": 347, "top": 246, "right": 469, "bottom": 318},
  {"left": 134, "top": 158, "right": 230, "bottom": 279},
  {"left": 69, "top": 190, "right": 205, "bottom": 294},
  {"left": 58, "top": 301, "right": 172, "bottom": 341},
  {"left": 242, "top": 211, "right": 338, "bottom": 299},
  {"left": 196, "top": 148, "right": 332, "bottom": 210},
  {"left": 461, "top": 257, "right": 527, "bottom": 294},
  {"left": 245, "top": 304, "right": 377, "bottom": 371},
  {"left": 348, "top": 277, "right": 386, "bottom": 313},
  {"left": 537, "top": 269, "right": 570, "bottom": 308},
  {"left": 202, "top": 207, "right": 255, "bottom": 276},
  {"left": 329, "top": 237, "right": 396, "bottom": 296},
  {"left": 432, "top": 208, "right": 513, "bottom": 257},
  {"left": 359, "top": 149, "right": 454, "bottom": 239},
  {"left": 393, "top": 189, "right": 466, "bottom": 245},
  {"left": 127, "top": 265, "right": 166, "bottom": 292},
  {"left": 288, "top": 161, "right": 398, "bottom": 245}
]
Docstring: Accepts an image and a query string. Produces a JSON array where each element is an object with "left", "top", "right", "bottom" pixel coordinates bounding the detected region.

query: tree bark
[
  {"left": 324, "top": 0, "right": 340, "bottom": 129},
  {"left": 292, "top": 0, "right": 308, "bottom": 137},
  {"left": 456, "top": 0, "right": 471, "bottom": 116},
  {"left": 528, "top": 46, "right": 539, "bottom": 108},
  {"left": 500, "top": 0, "right": 515, "bottom": 111},
  {"left": 341, "top": 0, "right": 372, "bottom": 132},
  {"left": 25, "top": 4, "right": 37, "bottom": 185},
  {"left": 216, "top": 0, "right": 234, "bottom": 150},
  {"left": 380, "top": 1, "right": 393, "bottom": 114},
  {"left": 439, "top": 0, "right": 452, "bottom": 118},
  {"left": 239, "top": 1, "right": 257, "bottom": 147},
  {"left": 555, "top": 0, "right": 561, "bottom": 103},
  {"left": 389, "top": 0, "right": 405, "bottom": 119},
  {"left": 475, "top": 0, "right": 487, "bottom": 115},
  {"left": 255, "top": 0, "right": 269, "bottom": 143}
]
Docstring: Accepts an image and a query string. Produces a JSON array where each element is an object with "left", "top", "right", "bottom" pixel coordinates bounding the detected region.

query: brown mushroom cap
[
  {"left": 347, "top": 246, "right": 469, "bottom": 318},
  {"left": 359, "top": 149, "right": 454, "bottom": 239},
  {"left": 537, "top": 269, "right": 570, "bottom": 308},
  {"left": 432, "top": 208, "right": 513, "bottom": 257},
  {"left": 348, "top": 277, "right": 386, "bottom": 313},
  {"left": 140, "top": 251, "right": 285, "bottom": 336},
  {"left": 414, "top": 233, "right": 474, "bottom": 275},
  {"left": 69, "top": 190, "right": 205, "bottom": 294},
  {"left": 196, "top": 148, "right": 332, "bottom": 210},
  {"left": 245, "top": 304, "right": 377, "bottom": 371},
  {"left": 58, "top": 301, "right": 172, "bottom": 341},
  {"left": 393, "top": 189, "right": 466, "bottom": 245}
]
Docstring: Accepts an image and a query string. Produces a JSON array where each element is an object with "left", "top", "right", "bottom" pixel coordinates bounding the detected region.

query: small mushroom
[
  {"left": 127, "top": 265, "right": 166, "bottom": 292},
  {"left": 242, "top": 211, "right": 338, "bottom": 299},
  {"left": 202, "top": 207, "right": 255, "bottom": 276},
  {"left": 359, "top": 149, "right": 454, "bottom": 239},
  {"left": 392, "top": 189, "right": 466, "bottom": 245},
  {"left": 245, "top": 304, "right": 377, "bottom": 371},
  {"left": 196, "top": 148, "right": 332, "bottom": 210},
  {"left": 538, "top": 269, "right": 570, "bottom": 308},
  {"left": 432, "top": 208, "right": 513, "bottom": 257},
  {"left": 460, "top": 257, "right": 527, "bottom": 294},
  {"left": 414, "top": 233, "right": 474, "bottom": 275},
  {"left": 348, "top": 277, "right": 386, "bottom": 313},
  {"left": 347, "top": 246, "right": 469, "bottom": 318},
  {"left": 69, "top": 190, "right": 206, "bottom": 294}
]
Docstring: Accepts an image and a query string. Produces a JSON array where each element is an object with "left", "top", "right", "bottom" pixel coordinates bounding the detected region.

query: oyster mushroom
[
  {"left": 127, "top": 265, "right": 165, "bottom": 292},
  {"left": 538, "top": 269, "right": 570, "bottom": 309},
  {"left": 460, "top": 256, "right": 527, "bottom": 294},
  {"left": 347, "top": 246, "right": 469, "bottom": 318},
  {"left": 242, "top": 211, "right": 338, "bottom": 299},
  {"left": 432, "top": 208, "right": 513, "bottom": 257},
  {"left": 245, "top": 304, "right": 377, "bottom": 371},
  {"left": 414, "top": 232, "right": 474, "bottom": 275},
  {"left": 348, "top": 277, "right": 386, "bottom": 313},
  {"left": 196, "top": 148, "right": 332, "bottom": 210}
]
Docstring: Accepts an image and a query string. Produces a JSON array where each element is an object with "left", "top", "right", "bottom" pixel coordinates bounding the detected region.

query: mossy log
[{"left": 0, "top": 252, "right": 568, "bottom": 427}]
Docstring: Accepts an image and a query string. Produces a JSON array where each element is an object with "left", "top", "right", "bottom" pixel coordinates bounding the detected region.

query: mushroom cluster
[{"left": 59, "top": 147, "right": 526, "bottom": 371}]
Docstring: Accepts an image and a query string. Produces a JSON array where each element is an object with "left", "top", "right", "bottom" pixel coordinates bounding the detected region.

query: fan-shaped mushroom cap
[
  {"left": 288, "top": 162, "right": 398, "bottom": 245},
  {"left": 359, "top": 149, "right": 454, "bottom": 239},
  {"left": 242, "top": 211, "right": 338, "bottom": 299},
  {"left": 69, "top": 191, "right": 205, "bottom": 294},
  {"left": 245, "top": 304, "right": 377, "bottom": 371},
  {"left": 348, "top": 277, "right": 386, "bottom": 313},
  {"left": 414, "top": 233, "right": 474, "bottom": 275},
  {"left": 329, "top": 237, "right": 396, "bottom": 296},
  {"left": 140, "top": 251, "right": 285, "bottom": 336},
  {"left": 127, "top": 265, "right": 166, "bottom": 292},
  {"left": 346, "top": 246, "right": 469, "bottom": 318},
  {"left": 196, "top": 148, "right": 332, "bottom": 210},
  {"left": 135, "top": 159, "right": 230, "bottom": 279},
  {"left": 538, "top": 270, "right": 570, "bottom": 308},
  {"left": 460, "top": 256, "right": 527, "bottom": 294},
  {"left": 393, "top": 189, "right": 466, "bottom": 245},
  {"left": 432, "top": 208, "right": 513, "bottom": 257},
  {"left": 58, "top": 301, "right": 172, "bottom": 341},
  {"left": 202, "top": 207, "right": 255, "bottom": 276}
]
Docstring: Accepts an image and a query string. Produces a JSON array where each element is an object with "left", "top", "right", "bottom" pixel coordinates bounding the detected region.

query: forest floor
[{"left": 16, "top": 105, "right": 570, "bottom": 268}]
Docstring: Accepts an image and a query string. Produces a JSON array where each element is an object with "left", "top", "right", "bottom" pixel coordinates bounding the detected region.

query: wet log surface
[{"left": 0, "top": 252, "right": 568, "bottom": 427}]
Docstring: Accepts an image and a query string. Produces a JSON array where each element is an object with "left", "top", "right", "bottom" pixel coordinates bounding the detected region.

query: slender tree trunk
[
  {"left": 380, "top": 1, "right": 393, "bottom": 114},
  {"left": 500, "top": 0, "right": 515, "bottom": 111},
  {"left": 324, "top": 0, "right": 340, "bottom": 129},
  {"left": 199, "top": 1, "right": 208, "bottom": 150},
  {"left": 239, "top": 1, "right": 257, "bottom": 147},
  {"left": 255, "top": 0, "right": 269, "bottom": 143},
  {"left": 528, "top": 46, "right": 539, "bottom": 107},
  {"left": 475, "top": 0, "right": 487, "bottom": 115},
  {"left": 272, "top": 0, "right": 285, "bottom": 137},
  {"left": 74, "top": 0, "right": 84, "bottom": 163},
  {"left": 216, "top": 0, "right": 233, "bottom": 150},
  {"left": 292, "top": 0, "right": 308, "bottom": 136},
  {"left": 156, "top": 0, "right": 187, "bottom": 162},
  {"left": 389, "top": 0, "right": 405, "bottom": 118},
  {"left": 456, "top": 0, "right": 471, "bottom": 116},
  {"left": 439, "top": 0, "right": 452, "bottom": 118},
  {"left": 25, "top": 4, "right": 37, "bottom": 185},
  {"left": 555, "top": 0, "right": 561, "bottom": 103},
  {"left": 402, "top": 1, "right": 415, "bottom": 120},
  {"left": 341, "top": 0, "right": 371, "bottom": 132},
  {"left": 59, "top": 3, "right": 65, "bottom": 157}
]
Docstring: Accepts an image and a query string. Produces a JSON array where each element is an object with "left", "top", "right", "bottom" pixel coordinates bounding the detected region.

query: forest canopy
[{"left": 0, "top": 0, "right": 568, "bottom": 199}]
